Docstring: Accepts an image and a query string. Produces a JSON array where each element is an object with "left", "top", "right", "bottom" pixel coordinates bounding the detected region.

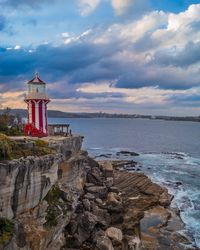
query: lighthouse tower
[{"left": 24, "top": 73, "right": 50, "bottom": 137}]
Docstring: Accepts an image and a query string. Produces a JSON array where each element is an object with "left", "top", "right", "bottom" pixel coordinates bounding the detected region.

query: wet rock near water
[
  {"left": 116, "top": 151, "right": 140, "bottom": 157},
  {"left": 95, "top": 154, "right": 113, "bottom": 159}
]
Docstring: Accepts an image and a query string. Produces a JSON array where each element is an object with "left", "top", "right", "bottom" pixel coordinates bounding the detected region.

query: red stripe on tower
[
  {"left": 39, "top": 101, "right": 43, "bottom": 132},
  {"left": 45, "top": 102, "right": 48, "bottom": 133},
  {"left": 32, "top": 101, "right": 35, "bottom": 127}
]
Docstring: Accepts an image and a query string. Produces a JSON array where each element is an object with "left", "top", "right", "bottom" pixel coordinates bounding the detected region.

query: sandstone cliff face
[
  {"left": 0, "top": 136, "right": 82, "bottom": 220},
  {"left": 0, "top": 136, "right": 84, "bottom": 249},
  {"left": 0, "top": 154, "right": 61, "bottom": 219}
]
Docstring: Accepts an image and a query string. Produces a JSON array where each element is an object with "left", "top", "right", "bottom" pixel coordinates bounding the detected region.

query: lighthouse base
[{"left": 24, "top": 123, "right": 48, "bottom": 138}]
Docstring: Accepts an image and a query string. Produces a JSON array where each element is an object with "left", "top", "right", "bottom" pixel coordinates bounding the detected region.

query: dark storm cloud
[
  {"left": 168, "top": 93, "right": 200, "bottom": 107},
  {"left": 153, "top": 41, "right": 200, "bottom": 67},
  {"left": 112, "top": 59, "right": 200, "bottom": 90},
  {"left": 0, "top": 37, "right": 200, "bottom": 97},
  {"left": 0, "top": 41, "right": 122, "bottom": 93},
  {"left": 133, "top": 33, "right": 160, "bottom": 52},
  {"left": 169, "top": 93, "right": 200, "bottom": 102}
]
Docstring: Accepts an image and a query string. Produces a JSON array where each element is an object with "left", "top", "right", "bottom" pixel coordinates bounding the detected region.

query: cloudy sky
[{"left": 0, "top": 0, "right": 200, "bottom": 115}]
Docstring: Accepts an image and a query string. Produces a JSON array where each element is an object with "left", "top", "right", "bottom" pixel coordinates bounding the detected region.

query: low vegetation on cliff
[
  {"left": 0, "top": 134, "right": 54, "bottom": 161},
  {"left": 0, "top": 218, "right": 14, "bottom": 247},
  {"left": 44, "top": 185, "right": 69, "bottom": 228}
]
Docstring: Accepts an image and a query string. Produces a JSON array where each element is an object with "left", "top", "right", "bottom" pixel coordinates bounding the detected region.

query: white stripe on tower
[
  {"left": 43, "top": 102, "right": 46, "bottom": 133},
  {"left": 29, "top": 101, "right": 32, "bottom": 123},
  {"left": 35, "top": 101, "right": 39, "bottom": 129}
]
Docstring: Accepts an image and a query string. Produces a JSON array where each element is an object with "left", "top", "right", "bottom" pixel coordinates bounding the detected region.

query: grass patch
[
  {"left": 0, "top": 218, "right": 14, "bottom": 247},
  {"left": 44, "top": 185, "right": 69, "bottom": 228},
  {"left": 0, "top": 134, "right": 54, "bottom": 161},
  {"left": 44, "top": 186, "right": 62, "bottom": 228},
  {"left": 45, "top": 210, "right": 58, "bottom": 227},
  {"left": 0, "top": 134, "right": 15, "bottom": 161},
  {"left": 45, "top": 185, "right": 62, "bottom": 205}
]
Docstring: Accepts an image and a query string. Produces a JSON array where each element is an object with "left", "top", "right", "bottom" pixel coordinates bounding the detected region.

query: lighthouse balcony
[{"left": 25, "top": 93, "right": 50, "bottom": 100}]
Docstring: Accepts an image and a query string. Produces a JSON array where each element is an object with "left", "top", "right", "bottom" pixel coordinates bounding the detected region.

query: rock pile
[
  {"left": 63, "top": 161, "right": 125, "bottom": 250},
  {"left": 63, "top": 159, "right": 195, "bottom": 250}
]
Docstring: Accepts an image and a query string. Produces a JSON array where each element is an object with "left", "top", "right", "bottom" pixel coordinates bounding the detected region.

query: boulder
[
  {"left": 106, "top": 227, "right": 123, "bottom": 243},
  {"left": 110, "top": 212, "right": 124, "bottom": 225},
  {"left": 84, "top": 193, "right": 95, "bottom": 200},
  {"left": 81, "top": 211, "right": 97, "bottom": 231},
  {"left": 123, "top": 209, "right": 144, "bottom": 232},
  {"left": 86, "top": 186, "right": 108, "bottom": 199},
  {"left": 93, "top": 205, "right": 111, "bottom": 228},
  {"left": 159, "top": 192, "right": 173, "bottom": 207},
  {"left": 87, "top": 167, "right": 103, "bottom": 185},
  {"left": 109, "top": 186, "right": 119, "bottom": 193},
  {"left": 96, "top": 235, "right": 114, "bottom": 250},
  {"left": 101, "top": 162, "right": 113, "bottom": 178},
  {"left": 83, "top": 199, "right": 91, "bottom": 211},
  {"left": 66, "top": 218, "right": 78, "bottom": 235},
  {"left": 85, "top": 182, "right": 95, "bottom": 188},
  {"left": 105, "top": 177, "right": 114, "bottom": 188},
  {"left": 117, "top": 151, "right": 139, "bottom": 156},
  {"left": 124, "top": 235, "right": 143, "bottom": 250},
  {"left": 76, "top": 212, "right": 98, "bottom": 243},
  {"left": 107, "top": 192, "right": 122, "bottom": 205},
  {"left": 95, "top": 198, "right": 103, "bottom": 205}
]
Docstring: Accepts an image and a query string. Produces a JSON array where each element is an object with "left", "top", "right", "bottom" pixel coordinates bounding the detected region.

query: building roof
[{"left": 28, "top": 73, "right": 46, "bottom": 85}]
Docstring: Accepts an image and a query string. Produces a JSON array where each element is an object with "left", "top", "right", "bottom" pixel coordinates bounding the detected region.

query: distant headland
[{"left": 1, "top": 108, "right": 200, "bottom": 122}]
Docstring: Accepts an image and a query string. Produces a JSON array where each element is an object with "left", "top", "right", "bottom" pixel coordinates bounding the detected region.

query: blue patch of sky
[
  {"left": 150, "top": 0, "right": 200, "bottom": 13},
  {"left": 0, "top": 1, "right": 116, "bottom": 47}
]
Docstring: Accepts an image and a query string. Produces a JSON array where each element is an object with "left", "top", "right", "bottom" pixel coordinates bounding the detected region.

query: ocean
[{"left": 49, "top": 117, "right": 200, "bottom": 248}]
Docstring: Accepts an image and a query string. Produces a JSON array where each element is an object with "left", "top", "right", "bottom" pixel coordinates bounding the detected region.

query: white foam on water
[{"left": 129, "top": 152, "right": 200, "bottom": 248}]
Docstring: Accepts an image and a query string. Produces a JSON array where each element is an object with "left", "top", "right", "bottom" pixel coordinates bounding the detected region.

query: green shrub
[
  {"left": 0, "top": 218, "right": 14, "bottom": 247},
  {"left": 45, "top": 210, "right": 58, "bottom": 227},
  {"left": 0, "top": 135, "right": 54, "bottom": 161},
  {"left": 6, "top": 126, "right": 23, "bottom": 136},
  {"left": 45, "top": 185, "right": 62, "bottom": 204},
  {"left": 35, "top": 139, "right": 49, "bottom": 148},
  {"left": 0, "top": 134, "right": 15, "bottom": 160},
  {"left": 44, "top": 185, "right": 65, "bottom": 228}
]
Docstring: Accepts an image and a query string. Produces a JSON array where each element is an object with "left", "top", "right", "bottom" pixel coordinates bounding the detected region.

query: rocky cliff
[
  {"left": 0, "top": 137, "right": 195, "bottom": 250},
  {"left": 0, "top": 136, "right": 84, "bottom": 249}
]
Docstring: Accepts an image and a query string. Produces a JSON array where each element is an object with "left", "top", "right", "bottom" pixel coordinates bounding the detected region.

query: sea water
[{"left": 49, "top": 117, "right": 200, "bottom": 247}]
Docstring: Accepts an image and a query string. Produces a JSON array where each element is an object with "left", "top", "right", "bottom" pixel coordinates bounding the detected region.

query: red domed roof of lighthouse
[{"left": 28, "top": 73, "right": 46, "bottom": 85}]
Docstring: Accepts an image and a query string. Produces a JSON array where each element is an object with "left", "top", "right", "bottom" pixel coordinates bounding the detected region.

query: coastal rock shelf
[{"left": 112, "top": 161, "right": 196, "bottom": 250}]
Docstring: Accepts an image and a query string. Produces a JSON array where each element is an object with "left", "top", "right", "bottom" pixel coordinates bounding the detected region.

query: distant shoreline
[{"left": 1, "top": 109, "right": 200, "bottom": 122}]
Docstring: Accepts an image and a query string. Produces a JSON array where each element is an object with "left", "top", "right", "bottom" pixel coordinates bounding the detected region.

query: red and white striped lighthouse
[{"left": 24, "top": 73, "right": 50, "bottom": 137}]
